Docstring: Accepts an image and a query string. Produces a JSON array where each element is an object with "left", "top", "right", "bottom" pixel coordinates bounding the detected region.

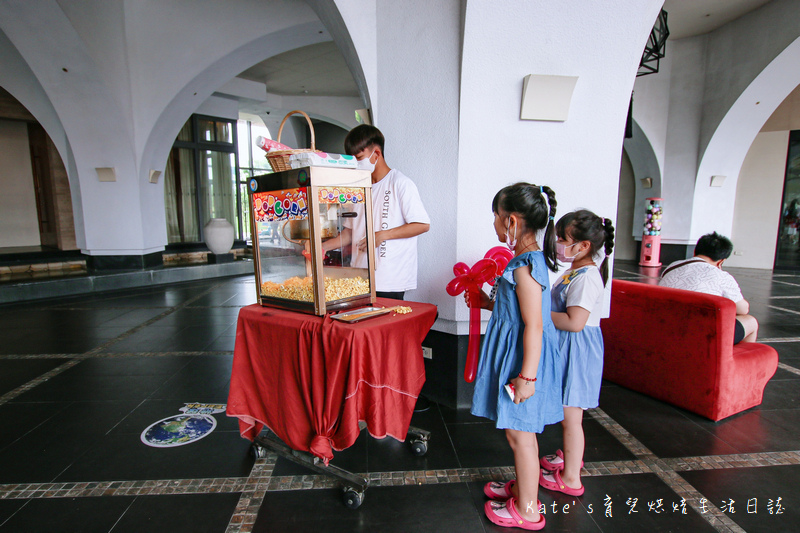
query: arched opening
[
  {"left": 691, "top": 36, "right": 800, "bottom": 243},
  {"left": 143, "top": 8, "right": 370, "bottom": 260},
  {"left": 616, "top": 150, "right": 637, "bottom": 260},
  {"left": 0, "top": 87, "right": 76, "bottom": 257},
  {"left": 728, "top": 83, "right": 800, "bottom": 270},
  {"left": 621, "top": 120, "right": 662, "bottom": 263}
]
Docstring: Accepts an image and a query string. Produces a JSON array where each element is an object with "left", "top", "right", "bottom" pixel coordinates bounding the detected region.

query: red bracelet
[{"left": 518, "top": 373, "right": 537, "bottom": 383}]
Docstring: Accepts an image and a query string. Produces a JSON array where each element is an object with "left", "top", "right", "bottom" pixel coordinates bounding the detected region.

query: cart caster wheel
[
  {"left": 410, "top": 440, "right": 428, "bottom": 456},
  {"left": 250, "top": 443, "right": 268, "bottom": 459},
  {"left": 343, "top": 489, "right": 364, "bottom": 509}
]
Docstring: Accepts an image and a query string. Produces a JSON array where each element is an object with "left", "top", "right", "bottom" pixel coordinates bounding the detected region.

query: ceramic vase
[{"left": 204, "top": 218, "right": 234, "bottom": 255}]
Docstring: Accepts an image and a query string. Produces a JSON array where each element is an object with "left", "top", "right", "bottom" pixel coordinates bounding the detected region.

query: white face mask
[
  {"left": 556, "top": 242, "right": 579, "bottom": 263},
  {"left": 505, "top": 220, "right": 517, "bottom": 252},
  {"left": 356, "top": 149, "right": 376, "bottom": 172}
]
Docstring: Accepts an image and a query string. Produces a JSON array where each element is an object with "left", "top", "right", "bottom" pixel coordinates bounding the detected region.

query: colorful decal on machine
[
  {"left": 249, "top": 178, "right": 258, "bottom": 192},
  {"left": 252, "top": 189, "right": 308, "bottom": 222},
  {"left": 140, "top": 403, "right": 226, "bottom": 448},
  {"left": 318, "top": 187, "right": 365, "bottom": 205}
]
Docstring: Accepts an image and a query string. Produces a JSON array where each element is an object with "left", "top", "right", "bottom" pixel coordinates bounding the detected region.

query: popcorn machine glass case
[{"left": 248, "top": 167, "right": 376, "bottom": 315}]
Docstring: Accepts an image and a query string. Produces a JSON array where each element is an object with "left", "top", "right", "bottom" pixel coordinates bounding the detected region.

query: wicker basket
[{"left": 266, "top": 110, "right": 316, "bottom": 172}]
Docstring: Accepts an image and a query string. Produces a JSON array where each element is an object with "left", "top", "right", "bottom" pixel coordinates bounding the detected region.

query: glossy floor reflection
[{"left": 0, "top": 262, "right": 798, "bottom": 532}]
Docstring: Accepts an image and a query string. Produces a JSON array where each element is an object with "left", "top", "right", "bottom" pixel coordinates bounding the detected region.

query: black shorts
[
  {"left": 734, "top": 319, "right": 745, "bottom": 345},
  {"left": 376, "top": 291, "right": 405, "bottom": 301}
]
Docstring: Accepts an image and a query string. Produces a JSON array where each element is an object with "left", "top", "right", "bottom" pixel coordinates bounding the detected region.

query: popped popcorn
[{"left": 261, "top": 276, "right": 370, "bottom": 302}]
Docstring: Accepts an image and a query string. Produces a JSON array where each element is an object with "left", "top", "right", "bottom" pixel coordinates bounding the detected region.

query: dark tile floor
[{"left": 0, "top": 261, "right": 798, "bottom": 532}]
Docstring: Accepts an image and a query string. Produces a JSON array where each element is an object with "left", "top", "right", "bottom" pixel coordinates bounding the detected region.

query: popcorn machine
[{"left": 248, "top": 166, "right": 375, "bottom": 315}]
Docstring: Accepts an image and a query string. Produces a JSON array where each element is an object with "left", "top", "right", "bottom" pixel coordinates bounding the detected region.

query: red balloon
[
  {"left": 446, "top": 252, "right": 512, "bottom": 382},
  {"left": 484, "top": 247, "right": 513, "bottom": 285}
]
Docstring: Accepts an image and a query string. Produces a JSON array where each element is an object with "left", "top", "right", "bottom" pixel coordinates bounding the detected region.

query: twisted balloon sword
[{"left": 445, "top": 247, "right": 513, "bottom": 382}]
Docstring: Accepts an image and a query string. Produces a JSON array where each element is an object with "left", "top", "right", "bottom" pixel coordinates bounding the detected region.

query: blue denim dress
[
  {"left": 470, "top": 251, "right": 564, "bottom": 433},
  {"left": 551, "top": 266, "right": 605, "bottom": 408}
]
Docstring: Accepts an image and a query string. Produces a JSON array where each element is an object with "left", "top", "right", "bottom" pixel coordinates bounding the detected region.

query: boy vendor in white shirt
[{"left": 323, "top": 125, "right": 430, "bottom": 300}]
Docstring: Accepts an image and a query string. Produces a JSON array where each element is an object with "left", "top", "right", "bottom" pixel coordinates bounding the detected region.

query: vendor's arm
[
  {"left": 510, "top": 266, "right": 543, "bottom": 403},
  {"left": 375, "top": 222, "right": 430, "bottom": 244},
  {"left": 358, "top": 222, "right": 430, "bottom": 252},
  {"left": 551, "top": 306, "right": 591, "bottom": 332},
  {"left": 735, "top": 298, "right": 750, "bottom": 315},
  {"left": 321, "top": 227, "right": 353, "bottom": 253}
]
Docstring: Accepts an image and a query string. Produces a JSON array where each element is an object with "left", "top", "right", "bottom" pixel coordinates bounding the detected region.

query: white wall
[
  {"left": 660, "top": 37, "right": 707, "bottom": 244},
  {"left": 691, "top": 36, "right": 800, "bottom": 240},
  {"left": 629, "top": 0, "right": 800, "bottom": 246},
  {"left": 763, "top": 84, "right": 800, "bottom": 132},
  {"left": 697, "top": 0, "right": 800, "bottom": 158},
  {"left": 370, "top": 0, "right": 462, "bottom": 324},
  {"left": 0, "top": 0, "right": 331, "bottom": 256},
  {"left": 0, "top": 120, "right": 40, "bottom": 247},
  {"left": 726, "top": 131, "right": 788, "bottom": 269},
  {"left": 453, "top": 1, "right": 661, "bottom": 329},
  {"left": 196, "top": 95, "right": 239, "bottom": 121}
]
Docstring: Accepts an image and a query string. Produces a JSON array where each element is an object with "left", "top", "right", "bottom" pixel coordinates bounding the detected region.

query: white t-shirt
[
  {"left": 553, "top": 266, "right": 605, "bottom": 327},
  {"left": 347, "top": 169, "right": 430, "bottom": 292},
  {"left": 658, "top": 259, "right": 743, "bottom": 302}
]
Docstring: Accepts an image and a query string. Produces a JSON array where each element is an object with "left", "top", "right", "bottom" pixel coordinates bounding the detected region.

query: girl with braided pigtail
[
  {"left": 467, "top": 182, "right": 563, "bottom": 530},
  {"left": 538, "top": 210, "right": 615, "bottom": 498}
]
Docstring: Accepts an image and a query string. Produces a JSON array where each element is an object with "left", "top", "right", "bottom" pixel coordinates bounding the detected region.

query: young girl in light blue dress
[
  {"left": 468, "top": 182, "right": 563, "bottom": 531},
  {"left": 538, "top": 210, "right": 614, "bottom": 497}
]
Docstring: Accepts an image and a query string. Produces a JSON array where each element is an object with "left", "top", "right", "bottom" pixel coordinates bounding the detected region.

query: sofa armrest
[{"left": 713, "top": 342, "right": 778, "bottom": 420}]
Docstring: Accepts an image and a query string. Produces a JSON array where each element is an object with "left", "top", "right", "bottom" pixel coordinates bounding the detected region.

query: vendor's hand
[
  {"left": 464, "top": 289, "right": 491, "bottom": 310},
  {"left": 358, "top": 231, "right": 386, "bottom": 252},
  {"left": 511, "top": 376, "right": 535, "bottom": 404}
]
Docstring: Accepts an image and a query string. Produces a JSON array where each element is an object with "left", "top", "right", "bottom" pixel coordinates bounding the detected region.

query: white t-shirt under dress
[{"left": 551, "top": 265, "right": 606, "bottom": 409}]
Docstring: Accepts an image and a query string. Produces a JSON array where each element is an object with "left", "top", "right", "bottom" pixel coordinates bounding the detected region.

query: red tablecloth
[{"left": 226, "top": 298, "right": 437, "bottom": 464}]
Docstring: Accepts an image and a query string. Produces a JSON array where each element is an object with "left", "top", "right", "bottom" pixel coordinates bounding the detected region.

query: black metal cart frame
[{"left": 250, "top": 425, "right": 431, "bottom": 509}]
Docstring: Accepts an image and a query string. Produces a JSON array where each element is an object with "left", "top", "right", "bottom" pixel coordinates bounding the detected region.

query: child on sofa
[{"left": 539, "top": 210, "right": 614, "bottom": 497}]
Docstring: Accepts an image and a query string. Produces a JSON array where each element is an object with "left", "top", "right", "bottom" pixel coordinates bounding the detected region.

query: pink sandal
[
  {"left": 539, "top": 467, "right": 585, "bottom": 496},
  {"left": 539, "top": 449, "right": 584, "bottom": 471},
  {"left": 485, "top": 497, "right": 545, "bottom": 530},
  {"left": 484, "top": 479, "right": 516, "bottom": 500}
]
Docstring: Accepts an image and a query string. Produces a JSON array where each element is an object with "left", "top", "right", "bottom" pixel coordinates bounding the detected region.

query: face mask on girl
[
  {"left": 356, "top": 149, "right": 377, "bottom": 172},
  {"left": 505, "top": 219, "right": 517, "bottom": 252},
  {"left": 556, "top": 242, "right": 580, "bottom": 263}
]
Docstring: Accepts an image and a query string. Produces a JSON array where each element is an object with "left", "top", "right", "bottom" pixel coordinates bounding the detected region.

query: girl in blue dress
[
  {"left": 468, "top": 183, "right": 562, "bottom": 531},
  {"left": 538, "top": 210, "right": 614, "bottom": 498}
]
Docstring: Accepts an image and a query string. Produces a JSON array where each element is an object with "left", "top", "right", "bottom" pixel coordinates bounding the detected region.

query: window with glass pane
[
  {"left": 200, "top": 150, "right": 238, "bottom": 227},
  {"left": 251, "top": 123, "right": 273, "bottom": 170},
  {"left": 237, "top": 121, "right": 251, "bottom": 168},
  {"left": 776, "top": 130, "right": 800, "bottom": 269},
  {"left": 239, "top": 181, "right": 252, "bottom": 242},
  {"left": 164, "top": 114, "right": 243, "bottom": 244},
  {"left": 199, "top": 119, "right": 215, "bottom": 142},
  {"left": 164, "top": 148, "right": 199, "bottom": 243},
  {"left": 216, "top": 121, "right": 233, "bottom": 144},
  {"left": 177, "top": 120, "right": 193, "bottom": 142}
]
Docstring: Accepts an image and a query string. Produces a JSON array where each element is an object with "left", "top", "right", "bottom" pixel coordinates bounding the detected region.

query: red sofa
[{"left": 601, "top": 279, "right": 778, "bottom": 421}]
